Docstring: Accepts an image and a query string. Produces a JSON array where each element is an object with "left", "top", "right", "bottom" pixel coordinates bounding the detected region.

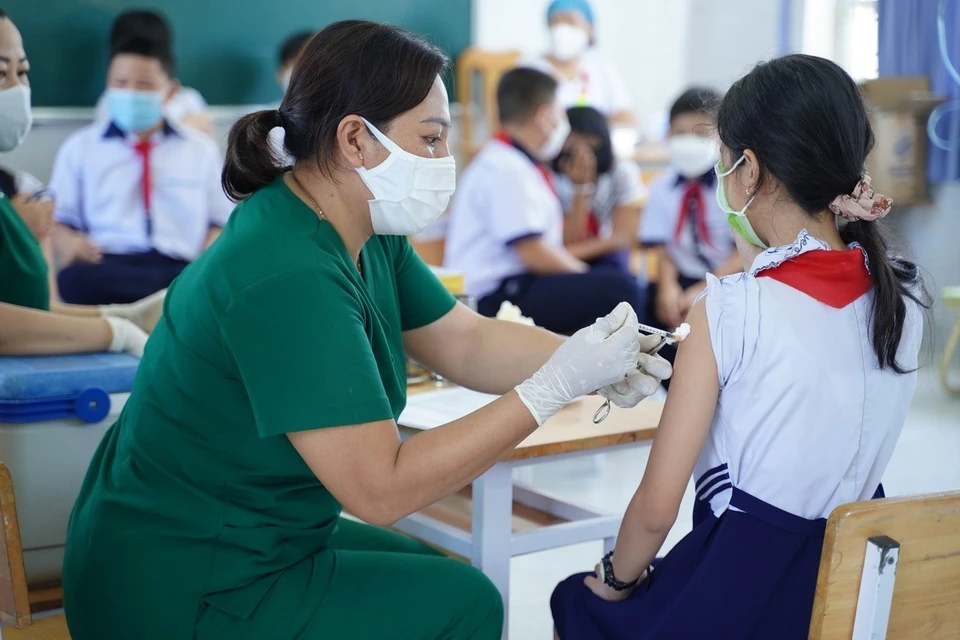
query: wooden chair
[
  {"left": 941, "top": 286, "right": 960, "bottom": 394},
  {"left": 808, "top": 490, "right": 960, "bottom": 639},
  {"left": 0, "top": 463, "right": 70, "bottom": 639},
  {"left": 456, "top": 47, "right": 520, "bottom": 163}
]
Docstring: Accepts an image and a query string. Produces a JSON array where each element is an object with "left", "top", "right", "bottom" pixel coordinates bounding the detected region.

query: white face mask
[
  {"left": 550, "top": 24, "right": 589, "bottom": 61},
  {"left": 355, "top": 117, "right": 457, "bottom": 236},
  {"left": 538, "top": 115, "right": 571, "bottom": 162},
  {"left": 0, "top": 85, "right": 32, "bottom": 153},
  {"left": 668, "top": 134, "right": 718, "bottom": 179}
]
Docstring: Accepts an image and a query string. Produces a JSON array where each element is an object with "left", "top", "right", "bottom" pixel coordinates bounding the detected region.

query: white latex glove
[
  {"left": 598, "top": 334, "right": 674, "bottom": 408},
  {"left": 104, "top": 317, "right": 148, "bottom": 358},
  {"left": 515, "top": 302, "right": 641, "bottom": 426},
  {"left": 100, "top": 288, "right": 167, "bottom": 333}
]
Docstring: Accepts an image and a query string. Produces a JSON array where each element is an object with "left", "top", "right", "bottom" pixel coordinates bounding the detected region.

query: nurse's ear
[{"left": 337, "top": 115, "right": 382, "bottom": 170}]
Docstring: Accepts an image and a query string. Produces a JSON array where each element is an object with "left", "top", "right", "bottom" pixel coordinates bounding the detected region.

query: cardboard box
[{"left": 860, "top": 77, "right": 942, "bottom": 206}]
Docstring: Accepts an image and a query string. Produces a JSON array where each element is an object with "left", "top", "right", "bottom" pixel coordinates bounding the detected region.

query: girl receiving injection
[{"left": 551, "top": 54, "right": 928, "bottom": 640}]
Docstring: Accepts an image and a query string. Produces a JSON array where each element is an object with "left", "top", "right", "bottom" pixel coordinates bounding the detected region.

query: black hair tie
[{"left": 274, "top": 110, "right": 284, "bottom": 128}]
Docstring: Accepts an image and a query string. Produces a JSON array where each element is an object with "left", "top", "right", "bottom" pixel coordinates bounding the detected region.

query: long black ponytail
[{"left": 717, "top": 54, "right": 930, "bottom": 372}]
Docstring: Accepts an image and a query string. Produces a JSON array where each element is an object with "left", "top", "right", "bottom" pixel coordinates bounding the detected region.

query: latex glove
[
  {"left": 104, "top": 317, "right": 148, "bottom": 358},
  {"left": 598, "top": 334, "right": 673, "bottom": 408},
  {"left": 101, "top": 289, "right": 167, "bottom": 333},
  {"left": 515, "top": 302, "right": 641, "bottom": 426}
]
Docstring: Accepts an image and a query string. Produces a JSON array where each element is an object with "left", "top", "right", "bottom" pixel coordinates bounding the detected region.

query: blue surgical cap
[{"left": 546, "top": 0, "right": 595, "bottom": 26}]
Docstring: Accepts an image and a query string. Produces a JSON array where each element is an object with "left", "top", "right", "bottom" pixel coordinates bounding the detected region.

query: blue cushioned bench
[
  {"left": 0, "top": 352, "right": 139, "bottom": 586},
  {"left": 0, "top": 353, "right": 138, "bottom": 423}
]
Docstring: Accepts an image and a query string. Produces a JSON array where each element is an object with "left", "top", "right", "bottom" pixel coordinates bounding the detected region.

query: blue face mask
[{"left": 107, "top": 89, "right": 164, "bottom": 133}]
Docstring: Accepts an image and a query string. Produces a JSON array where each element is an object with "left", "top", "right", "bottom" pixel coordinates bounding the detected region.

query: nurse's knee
[{"left": 450, "top": 564, "right": 504, "bottom": 636}]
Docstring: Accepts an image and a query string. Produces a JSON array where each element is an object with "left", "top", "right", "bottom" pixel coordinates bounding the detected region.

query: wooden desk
[{"left": 394, "top": 388, "right": 662, "bottom": 634}]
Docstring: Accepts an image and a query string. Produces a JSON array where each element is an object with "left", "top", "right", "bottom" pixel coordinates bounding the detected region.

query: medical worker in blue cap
[{"left": 525, "top": 0, "right": 636, "bottom": 126}]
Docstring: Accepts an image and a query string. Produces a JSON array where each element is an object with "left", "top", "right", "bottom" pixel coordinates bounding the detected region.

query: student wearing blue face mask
[
  {"left": 93, "top": 10, "right": 212, "bottom": 136},
  {"left": 49, "top": 35, "right": 232, "bottom": 305}
]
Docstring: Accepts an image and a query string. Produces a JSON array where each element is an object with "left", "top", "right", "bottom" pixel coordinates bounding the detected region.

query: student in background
[
  {"left": 524, "top": 0, "right": 635, "bottom": 126},
  {"left": 276, "top": 31, "right": 313, "bottom": 92},
  {"left": 640, "top": 87, "right": 739, "bottom": 334},
  {"left": 553, "top": 106, "right": 645, "bottom": 272},
  {"left": 94, "top": 10, "right": 212, "bottom": 136},
  {"left": 0, "top": 10, "right": 150, "bottom": 356},
  {"left": 444, "top": 67, "right": 646, "bottom": 334},
  {"left": 552, "top": 54, "right": 927, "bottom": 640},
  {"left": 50, "top": 35, "right": 232, "bottom": 305}
]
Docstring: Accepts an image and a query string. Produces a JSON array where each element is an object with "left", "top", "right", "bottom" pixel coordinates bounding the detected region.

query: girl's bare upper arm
[{"left": 637, "top": 298, "right": 720, "bottom": 519}]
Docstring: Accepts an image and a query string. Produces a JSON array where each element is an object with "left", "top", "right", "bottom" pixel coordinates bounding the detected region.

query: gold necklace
[{"left": 289, "top": 171, "right": 362, "bottom": 276}]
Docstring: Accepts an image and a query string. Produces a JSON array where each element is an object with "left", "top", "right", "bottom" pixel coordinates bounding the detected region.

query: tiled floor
[{"left": 506, "top": 369, "right": 960, "bottom": 639}]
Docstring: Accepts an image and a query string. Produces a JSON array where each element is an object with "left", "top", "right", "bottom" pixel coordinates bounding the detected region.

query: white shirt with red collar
[
  {"left": 443, "top": 137, "right": 564, "bottom": 299},
  {"left": 639, "top": 167, "right": 735, "bottom": 281},
  {"left": 49, "top": 120, "right": 232, "bottom": 261},
  {"left": 692, "top": 230, "right": 923, "bottom": 522}
]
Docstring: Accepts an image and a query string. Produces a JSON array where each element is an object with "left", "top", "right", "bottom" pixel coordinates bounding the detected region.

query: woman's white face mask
[
  {"left": 354, "top": 117, "right": 457, "bottom": 236},
  {"left": 550, "top": 24, "right": 589, "bottom": 62},
  {"left": 0, "top": 85, "right": 32, "bottom": 152}
]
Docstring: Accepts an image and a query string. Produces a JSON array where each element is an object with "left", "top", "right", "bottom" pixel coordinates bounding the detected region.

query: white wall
[
  {"left": 472, "top": 0, "right": 781, "bottom": 138},
  {"left": 684, "top": 0, "right": 782, "bottom": 88}
]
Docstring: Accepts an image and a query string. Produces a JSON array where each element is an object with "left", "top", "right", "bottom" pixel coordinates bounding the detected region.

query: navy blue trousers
[
  {"left": 477, "top": 252, "right": 647, "bottom": 335},
  {"left": 58, "top": 250, "right": 188, "bottom": 305}
]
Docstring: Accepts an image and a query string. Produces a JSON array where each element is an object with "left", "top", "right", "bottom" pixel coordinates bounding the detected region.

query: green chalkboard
[{"left": 7, "top": 0, "right": 470, "bottom": 107}]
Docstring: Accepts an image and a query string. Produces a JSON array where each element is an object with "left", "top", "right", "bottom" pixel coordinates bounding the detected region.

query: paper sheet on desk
[{"left": 399, "top": 388, "right": 500, "bottom": 430}]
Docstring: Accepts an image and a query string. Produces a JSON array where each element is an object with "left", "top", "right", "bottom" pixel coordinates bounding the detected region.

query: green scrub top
[
  {"left": 0, "top": 192, "right": 49, "bottom": 310},
  {"left": 63, "top": 176, "right": 457, "bottom": 640}
]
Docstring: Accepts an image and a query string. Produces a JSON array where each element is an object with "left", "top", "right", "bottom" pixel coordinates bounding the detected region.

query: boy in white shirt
[
  {"left": 444, "top": 67, "right": 646, "bottom": 334},
  {"left": 640, "top": 88, "right": 740, "bottom": 330},
  {"left": 50, "top": 35, "right": 232, "bottom": 305}
]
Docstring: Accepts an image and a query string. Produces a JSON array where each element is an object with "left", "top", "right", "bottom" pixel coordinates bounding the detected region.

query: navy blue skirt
[{"left": 551, "top": 485, "right": 882, "bottom": 640}]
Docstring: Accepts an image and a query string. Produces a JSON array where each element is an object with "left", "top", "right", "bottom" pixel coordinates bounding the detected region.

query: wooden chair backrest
[
  {"left": 809, "top": 490, "right": 960, "bottom": 639},
  {"left": 0, "top": 462, "right": 31, "bottom": 629},
  {"left": 456, "top": 47, "right": 521, "bottom": 162}
]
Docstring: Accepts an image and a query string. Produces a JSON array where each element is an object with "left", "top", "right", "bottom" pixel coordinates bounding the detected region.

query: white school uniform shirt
[
  {"left": 693, "top": 230, "right": 924, "bottom": 522},
  {"left": 639, "top": 168, "right": 735, "bottom": 281},
  {"left": 554, "top": 161, "right": 646, "bottom": 235},
  {"left": 444, "top": 138, "right": 564, "bottom": 299},
  {"left": 49, "top": 120, "right": 233, "bottom": 261},
  {"left": 522, "top": 48, "right": 633, "bottom": 116},
  {"left": 94, "top": 86, "right": 208, "bottom": 125}
]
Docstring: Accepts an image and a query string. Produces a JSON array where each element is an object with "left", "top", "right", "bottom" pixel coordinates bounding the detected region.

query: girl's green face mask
[{"left": 715, "top": 155, "right": 765, "bottom": 248}]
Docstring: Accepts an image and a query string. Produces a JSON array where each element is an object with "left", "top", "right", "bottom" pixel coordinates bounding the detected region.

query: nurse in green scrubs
[
  {"left": 63, "top": 20, "right": 672, "bottom": 640},
  {"left": 0, "top": 10, "right": 150, "bottom": 355}
]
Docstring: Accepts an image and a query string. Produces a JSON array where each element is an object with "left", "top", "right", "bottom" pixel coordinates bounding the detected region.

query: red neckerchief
[
  {"left": 494, "top": 131, "right": 557, "bottom": 195},
  {"left": 133, "top": 139, "right": 154, "bottom": 236},
  {"left": 673, "top": 181, "right": 711, "bottom": 245},
  {"left": 757, "top": 247, "right": 872, "bottom": 308}
]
